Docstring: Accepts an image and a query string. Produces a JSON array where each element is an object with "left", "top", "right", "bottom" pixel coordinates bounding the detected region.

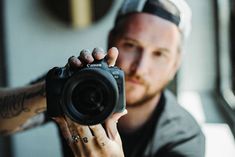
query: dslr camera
[{"left": 46, "top": 59, "right": 125, "bottom": 125}]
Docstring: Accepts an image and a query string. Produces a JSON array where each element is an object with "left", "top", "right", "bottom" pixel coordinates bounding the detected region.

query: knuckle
[
  {"left": 77, "top": 127, "right": 84, "bottom": 134},
  {"left": 95, "top": 136, "right": 106, "bottom": 145}
]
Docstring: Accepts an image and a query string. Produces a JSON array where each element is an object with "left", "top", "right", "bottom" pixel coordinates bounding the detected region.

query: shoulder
[
  {"left": 159, "top": 90, "right": 202, "bottom": 135},
  {"left": 148, "top": 90, "right": 205, "bottom": 156}
]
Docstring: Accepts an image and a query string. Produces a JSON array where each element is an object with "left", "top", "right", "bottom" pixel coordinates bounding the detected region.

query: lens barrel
[{"left": 62, "top": 68, "right": 119, "bottom": 125}]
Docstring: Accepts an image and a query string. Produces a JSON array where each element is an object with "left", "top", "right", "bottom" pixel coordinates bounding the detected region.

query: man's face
[{"left": 112, "top": 13, "right": 181, "bottom": 107}]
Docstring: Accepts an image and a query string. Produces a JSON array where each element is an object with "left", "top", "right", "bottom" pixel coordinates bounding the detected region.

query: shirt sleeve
[
  {"left": 154, "top": 130, "right": 205, "bottom": 157},
  {"left": 151, "top": 91, "right": 206, "bottom": 157}
]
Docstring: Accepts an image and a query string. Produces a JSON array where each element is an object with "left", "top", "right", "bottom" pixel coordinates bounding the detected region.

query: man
[
  {"left": 54, "top": 0, "right": 205, "bottom": 156},
  {"left": 0, "top": 0, "right": 205, "bottom": 156}
]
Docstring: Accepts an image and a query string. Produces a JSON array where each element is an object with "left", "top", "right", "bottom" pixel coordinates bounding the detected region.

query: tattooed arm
[{"left": 0, "top": 81, "right": 46, "bottom": 135}]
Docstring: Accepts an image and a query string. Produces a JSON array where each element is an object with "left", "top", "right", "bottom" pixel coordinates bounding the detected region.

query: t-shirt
[
  {"left": 120, "top": 92, "right": 165, "bottom": 157},
  {"left": 119, "top": 90, "right": 205, "bottom": 157}
]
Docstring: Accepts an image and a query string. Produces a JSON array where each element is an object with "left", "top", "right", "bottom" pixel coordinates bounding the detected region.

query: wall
[
  {"left": 178, "top": 0, "right": 216, "bottom": 92},
  {"left": 4, "top": 0, "right": 122, "bottom": 156}
]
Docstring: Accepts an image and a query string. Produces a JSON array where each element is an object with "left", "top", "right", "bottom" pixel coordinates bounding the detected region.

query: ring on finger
[{"left": 71, "top": 134, "right": 80, "bottom": 143}]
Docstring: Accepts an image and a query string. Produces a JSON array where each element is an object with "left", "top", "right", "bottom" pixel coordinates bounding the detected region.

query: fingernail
[
  {"left": 80, "top": 49, "right": 90, "bottom": 55},
  {"left": 80, "top": 49, "right": 89, "bottom": 59},
  {"left": 93, "top": 47, "right": 104, "bottom": 53},
  {"left": 110, "top": 47, "right": 118, "bottom": 52}
]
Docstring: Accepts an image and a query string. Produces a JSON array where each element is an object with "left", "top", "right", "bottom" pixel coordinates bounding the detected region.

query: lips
[{"left": 126, "top": 77, "right": 144, "bottom": 85}]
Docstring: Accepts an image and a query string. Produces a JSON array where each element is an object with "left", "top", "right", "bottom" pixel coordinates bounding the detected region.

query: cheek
[
  {"left": 116, "top": 51, "right": 135, "bottom": 72},
  {"left": 154, "top": 65, "right": 173, "bottom": 81},
  {"left": 147, "top": 65, "right": 173, "bottom": 91}
]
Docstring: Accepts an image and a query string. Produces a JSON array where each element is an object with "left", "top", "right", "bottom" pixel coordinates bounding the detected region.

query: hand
[
  {"left": 54, "top": 110, "right": 127, "bottom": 157},
  {"left": 54, "top": 47, "right": 127, "bottom": 157},
  {"left": 66, "top": 47, "right": 119, "bottom": 70}
]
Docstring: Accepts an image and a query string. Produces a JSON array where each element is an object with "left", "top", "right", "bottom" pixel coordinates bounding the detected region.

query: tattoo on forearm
[{"left": 0, "top": 85, "right": 45, "bottom": 119}]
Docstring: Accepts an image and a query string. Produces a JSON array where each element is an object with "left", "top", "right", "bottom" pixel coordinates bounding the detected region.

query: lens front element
[
  {"left": 72, "top": 80, "right": 106, "bottom": 115},
  {"left": 62, "top": 68, "right": 119, "bottom": 125}
]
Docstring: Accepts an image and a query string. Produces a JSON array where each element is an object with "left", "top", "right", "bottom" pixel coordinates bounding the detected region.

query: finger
[
  {"left": 65, "top": 116, "right": 93, "bottom": 146},
  {"left": 64, "top": 116, "right": 78, "bottom": 135},
  {"left": 106, "top": 47, "right": 119, "bottom": 67},
  {"left": 70, "top": 121, "right": 96, "bottom": 153},
  {"left": 89, "top": 124, "right": 108, "bottom": 148},
  {"left": 105, "top": 109, "right": 128, "bottom": 140},
  {"left": 63, "top": 116, "right": 90, "bottom": 156},
  {"left": 67, "top": 56, "right": 83, "bottom": 69},
  {"left": 79, "top": 49, "right": 94, "bottom": 64},
  {"left": 53, "top": 117, "right": 72, "bottom": 144},
  {"left": 53, "top": 117, "right": 83, "bottom": 156},
  {"left": 109, "top": 109, "right": 128, "bottom": 123},
  {"left": 92, "top": 47, "right": 106, "bottom": 60},
  {"left": 74, "top": 123, "right": 93, "bottom": 144}
]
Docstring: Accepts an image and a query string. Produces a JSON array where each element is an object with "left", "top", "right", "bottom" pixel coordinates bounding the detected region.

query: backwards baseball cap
[{"left": 115, "top": 0, "right": 192, "bottom": 41}]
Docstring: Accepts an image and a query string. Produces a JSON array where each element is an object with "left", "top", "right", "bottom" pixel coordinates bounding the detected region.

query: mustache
[{"left": 125, "top": 73, "right": 148, "bottom": 86}]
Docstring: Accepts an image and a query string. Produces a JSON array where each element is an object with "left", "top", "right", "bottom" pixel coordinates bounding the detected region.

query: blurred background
[{"left": 0, "top": 0, "right": 234, "bottom": 156}]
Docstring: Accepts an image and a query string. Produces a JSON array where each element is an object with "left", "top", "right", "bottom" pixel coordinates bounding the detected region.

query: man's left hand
[{"left": 54, "top": 110, "right": 127, "bottom": 157}]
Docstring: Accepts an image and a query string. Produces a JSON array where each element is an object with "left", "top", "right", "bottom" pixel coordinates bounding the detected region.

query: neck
[{"left": 118, "top": 93, "right": 161, "bottom": 134}]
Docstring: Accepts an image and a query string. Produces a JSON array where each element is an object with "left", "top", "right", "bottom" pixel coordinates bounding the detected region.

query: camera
[{"left": 46, "top": 59, "right": 125, "bottom": 125}]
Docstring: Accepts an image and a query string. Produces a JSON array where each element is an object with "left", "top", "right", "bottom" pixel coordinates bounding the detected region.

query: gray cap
[{"left": 115, "top": 0, "right": 192, "bottom": 40}]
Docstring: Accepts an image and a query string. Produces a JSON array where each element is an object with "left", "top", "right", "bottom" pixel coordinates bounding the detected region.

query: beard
[
  {"left": 125, "top": 78, "right": 164, "bottom": 108},
  {"left": 127, "top": 91, "right": 160, "bottom": 107},
  {"left": 124, "top": 69, "right": 167, "bottom": 108}
]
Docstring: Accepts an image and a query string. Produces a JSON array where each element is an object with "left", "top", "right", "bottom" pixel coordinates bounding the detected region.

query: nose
[{"left": 130, "top": 51, "right": 149, "bottom": 76}]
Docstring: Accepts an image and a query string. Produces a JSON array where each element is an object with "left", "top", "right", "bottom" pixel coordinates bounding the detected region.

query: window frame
[{"left": 215, "top": 0, "right": 235, "bottom": 135}]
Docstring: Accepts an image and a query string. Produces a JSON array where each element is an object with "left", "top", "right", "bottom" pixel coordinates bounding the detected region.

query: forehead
[{"left": 116, "top": 13, "right": 180, "bottom": 50}]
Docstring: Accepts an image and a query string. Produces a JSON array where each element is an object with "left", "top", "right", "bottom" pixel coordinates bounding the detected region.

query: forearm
[{"left": 0, "top": 81, "right": 46, "bottom": 135}]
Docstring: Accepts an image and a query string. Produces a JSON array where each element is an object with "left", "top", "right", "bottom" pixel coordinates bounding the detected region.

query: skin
[
  {"left": 0, "top": 81, "right": 46, "bottom": 134},
  {"left": 56, "top": 13, "right": 182, "bottom": 157},
  {"left": 110, "top": 13, "right": 182, "bottom": 133}
]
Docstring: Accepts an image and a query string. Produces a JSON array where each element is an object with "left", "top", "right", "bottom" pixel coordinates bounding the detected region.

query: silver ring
[{"left": 71, "top": 134, "right": 80, "bottom": 143}]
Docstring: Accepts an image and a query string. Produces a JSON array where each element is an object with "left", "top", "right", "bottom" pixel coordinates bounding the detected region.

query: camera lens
[
  {"left": 62, "top": 68, "right": 119, "bottom": 125},
  {"left": 71, "top": 80, "right": 106, "bottom": 115}
]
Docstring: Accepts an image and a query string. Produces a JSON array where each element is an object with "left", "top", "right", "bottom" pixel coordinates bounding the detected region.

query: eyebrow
[
  {"left": 156, "top": 48, "right": 171, "bottom": 54},
  {"left": 122, "top": 37, "right": 171, "bottom": 54},
  {"left": 122, "top": 37, "right": 141, "bottom": 45}
]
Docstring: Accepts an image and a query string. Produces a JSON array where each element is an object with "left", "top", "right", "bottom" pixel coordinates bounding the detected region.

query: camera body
[{"left": 46, "top": 59, "right": 125, "bottom": 125}]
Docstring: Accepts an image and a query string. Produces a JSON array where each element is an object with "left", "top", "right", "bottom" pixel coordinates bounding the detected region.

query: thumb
[{"left": 105, "top": 109, "right": 128, "bottom": 140}]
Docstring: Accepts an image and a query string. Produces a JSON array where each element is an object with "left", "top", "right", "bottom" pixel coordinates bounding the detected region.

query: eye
[
  {"left": 121, "top": 41, "right": 140, "bottom": 53},
  {"left": 153, "top": 51, "right": 163, "bottom": 57},
  {"left": 123, "top": 42, "right": 135, "bottom": 48}
]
